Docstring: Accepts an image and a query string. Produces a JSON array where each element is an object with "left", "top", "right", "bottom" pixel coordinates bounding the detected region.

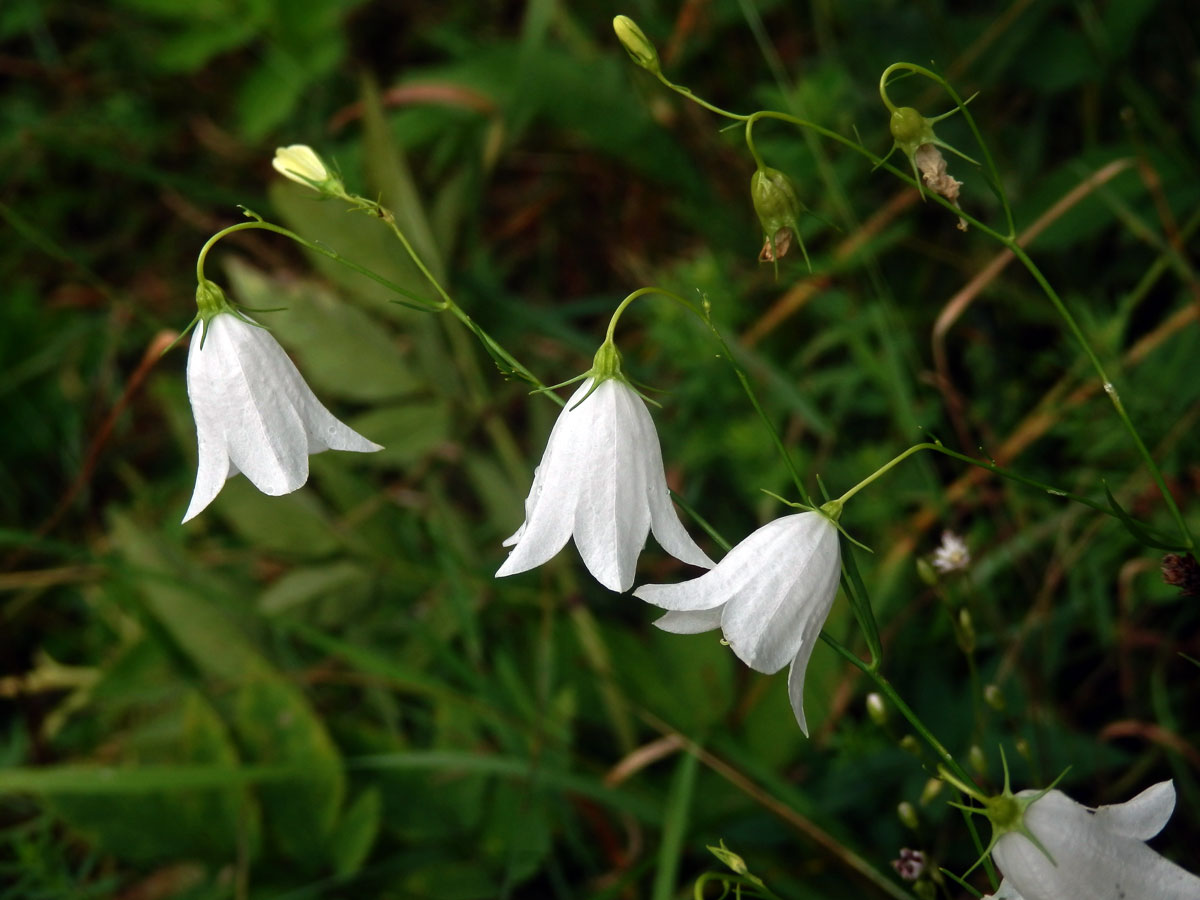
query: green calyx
[
  {"left": 589, "top": 339, "right": 624, "bottom": 381},
  {"left": 195, "top": 279, "right": 235, "bottom": 319},
  {"left": 937, "top": 749, "right": 1066, "bottom": 876}
]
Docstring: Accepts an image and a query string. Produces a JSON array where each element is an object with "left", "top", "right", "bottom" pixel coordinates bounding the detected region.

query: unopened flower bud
[
  {"left": 707, "top": 839, "right": 748, "bottom": 875},
  {"left": 272, "top": 144, "right": 344, "bottom": 195},
  {"left": 919, "top": 777, "right": 943, "bottom": 806},
  {"left": 956, "top": 608, "right": 976, "bottom": 654},
  {"left": 916, "top": 557, "right": 938, "bottom": 586},
  {"left": 968, "top": 744, "right": 987, "bottom": 776},
  {"left": 984, "top": 683, "right": 1005, "bottom": 711},
  {"left": 900, "top": 735, "right": 922, "bottom": 756},
  {"left": 1015, "top": 737, "right": 1031, "bottom": 762},
  {"left": 612, "top": 16, "right": 660, "bottom": 74},
  {"left": 897, "top": 801, "right": 919, "bottom": 830},
  {"left": 866, "top": 692, "right": 887, "bottom": 726}
]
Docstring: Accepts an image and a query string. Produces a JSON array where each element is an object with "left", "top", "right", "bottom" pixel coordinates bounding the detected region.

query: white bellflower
[
  {"left": 634, "top": 510, "right": 841, "bottom": 735},
  {"left": 182, "top": 282, "right": 381, "bottom": 523},
  {"left": 986, "top": 780, "right": 1200, "bottom": 900},
  {"left": 496, "top": 345, "right": 714, "bottom": 593}
]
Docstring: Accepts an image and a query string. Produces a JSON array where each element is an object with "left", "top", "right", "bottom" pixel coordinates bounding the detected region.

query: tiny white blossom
[
  {"left": 183, "top": 308, "right": 381, "bottom": 523},
  {"left": 634, "top": 511, "right": 841, "bottom": 735},
  {"left": 932, "top": 530, "right": 971, "bottom": 573},
  {"left": 987, "top": 781, "right": 1200, "bottom": 900},
  {"left": 496, "top": 375, "right": 714, "bottom": 592}
]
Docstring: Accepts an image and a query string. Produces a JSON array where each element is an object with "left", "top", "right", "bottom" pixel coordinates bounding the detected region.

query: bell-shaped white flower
[
  {"left": 986, "top": 780, "right": 1200, "bottom": 900},
  {"left": 496, "top": 344, "right": 714, "bottom": 593},
  {"left": 634, "top": 510, "right": 841, "bottom": 735},
  {"left": 182, "top": 281, "right": 381, "bottom": 523}
]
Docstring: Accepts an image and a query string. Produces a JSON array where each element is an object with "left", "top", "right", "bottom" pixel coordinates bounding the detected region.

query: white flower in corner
[
  {"left": 985, "top": 780, "right": 1200, "bottom": 900},
  {"left": 496, "top": 342, "right": 714, "bottom": 593},
  {"left": 182, "top": 280, "right": 381, "bottom": 523},
  {"left": 634, "top": 509, "right": 841, "bottom": 735}
]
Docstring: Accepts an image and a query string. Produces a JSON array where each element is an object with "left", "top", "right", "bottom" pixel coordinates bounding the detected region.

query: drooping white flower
[
  {"left": 985, "top": 780, "right": 1200, "bottom": 900},
  {"left": 496, "top": 347, "right": 714, "bottom": 593},
  {"left": 932, "top": 530, "right": 971, "bottom": 573},
  {"left": 633, "top": 510, "right": 841, "bottom": 735},
  {"left": 182, "top": 283, "right": 381, "bottom": 523}
]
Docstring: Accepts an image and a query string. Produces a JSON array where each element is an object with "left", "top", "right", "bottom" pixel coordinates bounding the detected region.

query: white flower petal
[
  {"left": 981, "top": 879, "right": 1024, "bottom": 900},
  {"left": 784, "top": 580, "right": 836, "bottom": 736},
  {"left": 993, "top": 788, "right": 1200, "bottom": 900},
  {"left": 719, "top": 513, "right": 840, "bottom": 673},
  {"left": 498, "top": 377, "right": 709, "bottom": 592},
  {"left": 1093, "top": 779, "right": 1175, "bottom": 841},
  {"left": 573, "top": 381, "right": 651, "bottom": 592},
  {"left": 654, "top": 607, "right": 725, "bottom": 634},
  {"left": 183, "top": 311, "right": 381, "bottom": 522}
]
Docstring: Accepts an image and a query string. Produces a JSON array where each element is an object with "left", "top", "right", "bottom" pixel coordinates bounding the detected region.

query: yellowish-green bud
[
  {"left": 915, "top": 557, "right": 938, "bottom": 586},
  {"left": 897, "top": 801, "right": 919, "bottom": 830},
  {"left": 866, "top": 692, "right": 886, "bottom": 726},
  {"left": 900, "top": 734, "right": 921, "bottom": 756},
  {"left": 968, "top": 744, "right": 987, "bottom": 776},
  {"left": 984, "top": 683, "right": 1005, "bottom": 711},
  {"left": 612, "top": 16, "right": 660, "bottom": 74},
  {"left": 919, "top": 777, "right": 943, "bottom": 806},
  {"left": 956, "top": 607, "right": 976, "bottom": 654},
  {"left": 272, "top": 144, "right": 344, "bottom": 195}
]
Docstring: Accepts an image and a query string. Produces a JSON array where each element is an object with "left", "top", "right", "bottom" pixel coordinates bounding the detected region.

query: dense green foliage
[{"left": 2, "top": 0, "right": 1197, "bottom": 897}]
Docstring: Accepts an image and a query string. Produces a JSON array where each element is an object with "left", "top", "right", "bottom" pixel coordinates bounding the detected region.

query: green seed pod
[{"left": 750, "top": 166, "right": 811, "bottom": 271}]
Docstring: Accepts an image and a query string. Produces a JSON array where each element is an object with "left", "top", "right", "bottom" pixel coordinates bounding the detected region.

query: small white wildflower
[{"left": 932, "top": 530, "right": 971, "bottom": 573}]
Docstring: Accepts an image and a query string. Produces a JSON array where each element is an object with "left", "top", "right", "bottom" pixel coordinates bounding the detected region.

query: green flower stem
[
  {"left": 820, "top": 631, "right": 998, "bottom": 887},
  {"left": 603, "top": 286, "right": 707, "bottom": 345},
  {"left": 194, "top": 219, "right": 437, "bottom": 312},
  {"left": 834, "top": 441, "right": 1123, "bottom": 521}
]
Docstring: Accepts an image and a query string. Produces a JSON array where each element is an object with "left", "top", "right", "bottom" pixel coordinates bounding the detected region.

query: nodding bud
[
  {"left": 919, "top": 778, "right": 943, "bottom": 806},
  {"left": 751, "top": 167, "right": 810, "bottom": 270},
  {"left": 984, "top": 683, "right": 1005, "bottom": 711},
  {"left": 968, "top": 744, "right": 987, "bottom": 776},
  {"left": 612, "top": 16, "right": 660, "bottom": 74},
  {"left": 866, "top": 692, "right": 887, "bottom": 726}
]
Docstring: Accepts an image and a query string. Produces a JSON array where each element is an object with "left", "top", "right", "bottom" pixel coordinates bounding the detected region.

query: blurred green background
[{"left": 2, "top": 0, "right": 1198, "bottom": 897}]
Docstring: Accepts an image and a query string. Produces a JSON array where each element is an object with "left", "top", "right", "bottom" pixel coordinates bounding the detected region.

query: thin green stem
[
  {"left": 603, "top": 287, "right": 707, "bottom": 345},
  {"left": 194, "top": 219, "right": 437, "bottom": 311},
  {"left": 820, "top": 632, "right": 998, "bottom": 886},
  {"left": 1006, "top": 244, "right": 1193, "bottom": 549}
]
